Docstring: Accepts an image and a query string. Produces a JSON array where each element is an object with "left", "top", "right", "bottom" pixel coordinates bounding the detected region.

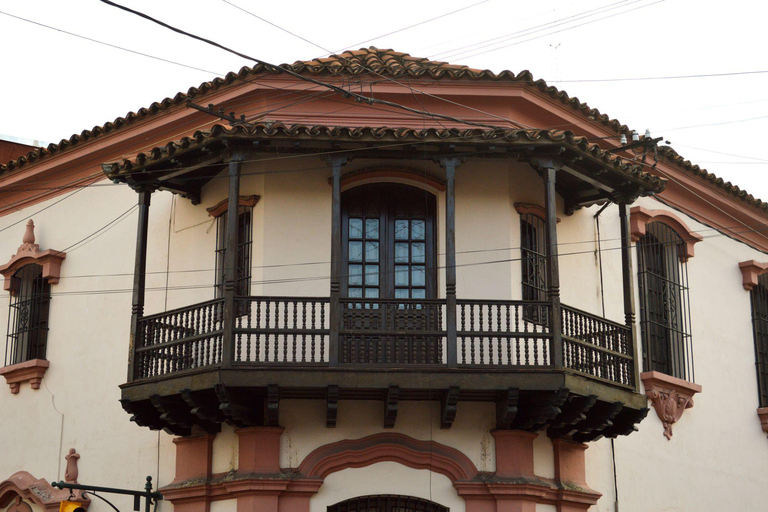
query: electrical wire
[{"left": 0, "top": 9, "right": 222, "bottom": 75}]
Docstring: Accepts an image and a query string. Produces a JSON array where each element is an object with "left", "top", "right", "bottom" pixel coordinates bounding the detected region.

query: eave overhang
[{"left": 102, "top": 123, "right": 664, "bottom": 211}]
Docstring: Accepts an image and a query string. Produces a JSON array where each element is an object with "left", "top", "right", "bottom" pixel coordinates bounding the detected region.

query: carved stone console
[{"left": 641, "top": 371, "right": 702, "bottom": 439}]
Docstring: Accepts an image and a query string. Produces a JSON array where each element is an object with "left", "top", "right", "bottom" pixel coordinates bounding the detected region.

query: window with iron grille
[
  {"left": 636, "top": 221, "right": 694, "bottom": 381},
  {"left": 5, "top": 264, "right": 51, "bottom": 367},
  {"left": 520, "top": 213, "right": 548, "bottom": 325},
  {"left": 750, "top": 273, "right": 768, "bottom": 408},
  {"left": 214, "top": 206, "right": 253, "bottom": 298},
  {"left": 328, "top": 495, "right": 448, "bottom": 512}
]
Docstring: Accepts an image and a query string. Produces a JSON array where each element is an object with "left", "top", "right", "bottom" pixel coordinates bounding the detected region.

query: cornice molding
[
  {"left": 206, "top": 195, "right": 260, "bottom": 218},
  {"left": 738, "top": 260, "right": 768, "bottom": 291},
  {"left": 514, "top": 203, "right": 561, "bottom": 223}
]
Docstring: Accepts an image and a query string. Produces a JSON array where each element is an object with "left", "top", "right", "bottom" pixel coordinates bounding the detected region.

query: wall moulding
[
  {"left": 0, "top": 220, "right": 65, "bottom": 293},
  {"left": 629, "top": 206, "right": 703, "bottom": 261},
  {"left": 337, "top": 167, "right": 446, "bottom": 192},
  {"left": 641, "top": 371, "right": 702, "bottom": 439},
  {"left": 514, "top": 203, "right": 561, "bottom": 223},
  {"left": 738, "top": 260, "right": 768, "bottom": 291}
]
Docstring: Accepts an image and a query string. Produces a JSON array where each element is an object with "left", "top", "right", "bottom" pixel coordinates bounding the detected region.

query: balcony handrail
[
  {"left": 130, "top": 295, "right": 636, "bottom": 389},
  {"left": 561, "top": 303, "right": 629, "bottom": 332},
  {"left": 141, "top": 297, "right": 225, "bottom": 322}
]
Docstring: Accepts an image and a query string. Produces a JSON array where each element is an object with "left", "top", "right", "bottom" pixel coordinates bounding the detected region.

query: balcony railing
[{"left": 132, "top": 296, "right": 635, "bottom": 389}]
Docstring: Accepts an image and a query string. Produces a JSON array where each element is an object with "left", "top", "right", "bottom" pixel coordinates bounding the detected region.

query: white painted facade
[{"left": 2, "top": 51, "right": 768, "bottom": 512}]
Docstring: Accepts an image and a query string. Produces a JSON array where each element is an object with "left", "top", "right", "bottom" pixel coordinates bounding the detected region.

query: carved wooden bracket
[
  {"left": 738, "top": 260, "right": 768, "bottom": 291},
  {"left": 0, "top": 220, "right": 66, "bottom": 293},
  {"left": 0, "top": 359, "right": 49, "bottom": 394},
  {"left": 629, "top": 207, "right": 702, "bottom": 261},
  {"left": 641, "top": 371, "right": 702, "bottom": 439},
  {"left": 757, "top": 407, "right": 768, "bottom": 436}
]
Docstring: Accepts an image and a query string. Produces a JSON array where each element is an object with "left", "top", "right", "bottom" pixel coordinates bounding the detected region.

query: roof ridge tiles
[{"left": 1, "top": 47, "right": 762, "bottom": 213}]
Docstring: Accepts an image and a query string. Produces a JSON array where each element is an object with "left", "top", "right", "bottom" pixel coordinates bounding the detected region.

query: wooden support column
[
  {"left": 542, "top": 162, "right": 564, "bottom": 369},
  {"left": 129, "top": 185, "right": 153, "bottom": 382},
  {"left": 440, "top": 157, "right": 460, "bottom": 367},
  {"left": 619, "top": 202, "right": 639, "bottom": 388},
  {"left": 329, "top": 157, "right": 347, "bottom": 366},
  {"left": 222, "top": 149, "right": 247, "bottom": 368}
]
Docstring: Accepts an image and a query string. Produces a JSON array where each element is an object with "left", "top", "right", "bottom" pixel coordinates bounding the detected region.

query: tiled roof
[
  {"left": 657, "top": 145, "right": 768, "bottom": 211},
  {"left": 101, "top": 122, "right": 664, "bottom": 193},
  {"left": 1, "top": 47, "right": 762, "bottom": 212}
]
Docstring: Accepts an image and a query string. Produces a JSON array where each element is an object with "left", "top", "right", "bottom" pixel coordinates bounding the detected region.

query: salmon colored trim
[
  {"left": 206, "top": 195, "right": 260, "bottom": 218},
  {"left": 641, "top": 371, "right": 702, "bottom": 439},
  {"left": 237, "top": 426, "right": 284, "bottom": 474},
  {"left": 757, "top": 407, "right": 768, "bottom": 435},
  {"left": 491, "top": 430, "right": 537, "bottom": 478},
  {"left": 0, "top": 471, "right": 89, "bottom": 512},
  {"left": 0, "top": 220, "right": 65, "bottom": 293},
  {"left": 629, "top": 206, "right": 703, "bottom": 261},
  {"left": 296, "top": 432, "right": 478, "bottom": 482},
  {"left": 0, "top": 359, "right": 49, "bottom": 394},
  {"left": 339, "top": 168, "right": 446, "bottom": 192},
  {"left": 738, "top": 260, "right": 768, "bottom": 291},
  {"left": 514, "top": 203, "right": 560, "bottom": 223},
  {"left": 172, "top": 435, "right": 215, "bottom": 483}
]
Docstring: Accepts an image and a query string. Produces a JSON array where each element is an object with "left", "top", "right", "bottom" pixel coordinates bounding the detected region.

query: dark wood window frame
[
  {"left": 750, "top": 273, "right": 768, "bottom": 408},
  {"left": 5, "top": 263, "right": 51, "bottom": 367},
  {"left": 208, "top": 195, "right": 259, "bottom": 298},
  {"left": 341, "top": 184, "right": 437, "bottom": 300},
  {"left": 636, "top": 221, "right": 694, "bottom": 381}
]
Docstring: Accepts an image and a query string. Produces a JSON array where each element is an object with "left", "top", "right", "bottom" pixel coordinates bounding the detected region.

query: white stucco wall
[{"left": 2, "top": 158, "right": 768, "bottom": 512}]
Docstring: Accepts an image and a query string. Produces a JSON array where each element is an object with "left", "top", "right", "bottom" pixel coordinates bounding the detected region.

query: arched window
[
  {"left": 636, "top": 222, "right": 693, "bottom": 380},
  {"left": 6, "top": 264, "right": 50, "bottom": 366},
  {"left": 329, "top": 495, "right": 448, "bottom": 512},
  {"left": 342, "top": 184, "right": 437, "bottom": 300}
]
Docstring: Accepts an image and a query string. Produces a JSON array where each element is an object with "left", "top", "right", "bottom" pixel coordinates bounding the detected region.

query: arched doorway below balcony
[{"left": 328, "top": 495, "right": 448, "bottom": 512}]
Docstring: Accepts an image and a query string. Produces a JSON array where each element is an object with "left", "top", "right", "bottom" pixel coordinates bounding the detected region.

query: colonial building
[{"left": 1, "top": 48, "right": 766, "bottom": 512}]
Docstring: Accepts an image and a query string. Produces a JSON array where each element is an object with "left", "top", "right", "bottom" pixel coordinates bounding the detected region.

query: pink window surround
[
  {"left": 0, "top": 220, "right": 64, "bottom": 394},
  {"left": 738, "top": 260, "right": 768, "bottom": 291},
  {"left": 629, "top": 206, "right": 702, "bottom": 261},
  {"left": 0, "top": 220, "right": 65, "bottom": 293},
  {"left": 163, "top": 429, "right": 600, "bottom": 512}
]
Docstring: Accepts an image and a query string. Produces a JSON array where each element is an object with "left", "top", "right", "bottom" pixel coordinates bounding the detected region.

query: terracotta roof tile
[
  {"left": 101, "top": 122, "right": 664, "bottom": 194},
  {"left": 1, "top": 47, "right": 761, "bottom": 212}
]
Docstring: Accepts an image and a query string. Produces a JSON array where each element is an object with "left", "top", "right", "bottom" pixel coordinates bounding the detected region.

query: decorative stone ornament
[
  {"left": 0, "top": 219, "right": 66, "bottom": 293},
  {"left": 0, "top": 359, "right": 50, "bottom": 394},
  {"left": 629, "top": 207, "right": 703, "bottom": 261},
  {"left": 641, "top": 371, "right": 702, "bottom": 439}
]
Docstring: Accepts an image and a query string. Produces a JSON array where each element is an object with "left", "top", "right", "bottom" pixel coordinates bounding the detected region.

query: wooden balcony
[{"left": 120, "top": 296, "right": 648, "bottom": 440}]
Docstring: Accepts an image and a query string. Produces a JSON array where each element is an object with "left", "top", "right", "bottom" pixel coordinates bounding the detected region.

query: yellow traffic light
[{"left": 59, "top": 501, "right": 85, "bottom": 512}]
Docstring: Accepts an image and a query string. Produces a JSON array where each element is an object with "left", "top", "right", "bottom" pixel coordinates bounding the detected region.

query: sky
[{"left": 2, "top": 0, "right": 767, "bottom": 199}]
